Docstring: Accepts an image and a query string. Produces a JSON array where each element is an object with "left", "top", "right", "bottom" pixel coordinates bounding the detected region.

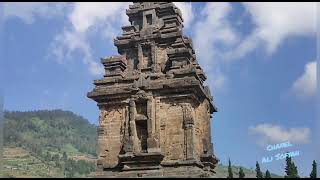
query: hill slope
[
  {"left": 3, "top": 110, "right": 97, "bottom": 178},
  {"left": 4, "top": 110, "right": 97, "bottom": 156},
  {"left": 2, "top": 109, "right": 281, "bottom": 178}
]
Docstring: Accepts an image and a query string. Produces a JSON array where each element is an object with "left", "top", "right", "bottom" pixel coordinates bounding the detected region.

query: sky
[{"left": 1, "top": 2, "right": 318, "bottom": 177}]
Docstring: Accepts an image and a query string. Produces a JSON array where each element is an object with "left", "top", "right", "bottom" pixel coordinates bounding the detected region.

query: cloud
[
  {"left": 173, "top": 2, "right": 194, "bottom": 28},
  {"left": 50, "top": 2, "right": 194, "bottom": 76},
  {"left": 49, "top": 30, "right": 104, "bottom": 76},
  {"left": 5, "top": 2, "right": 317, "bottom": 79},
  {"left": 191, "top": 2, "right": 316, "bottom": 91},
  {"left": 193, "top": 2, "right": 238, "bottom": 90},
  {"left": 3, "top": 2, "right": 130, "bottom": 76},
  {"left": 192, "top": 2, "right": 316, "bottom": 63},
  {"left": 69, "top": 2, "right": 129, "bottom": 33},
  {"left": 194, "top": 2, "right": 238, "bottom": 67},
  {"left": 49, "top": 2, "right": 131, "bottom": 76},
  {"left": 229, "top": 2, "right": 316, "bottom": 59},
  {"left": 291, "top": 61, "right": 317, "bottom": 98},
  {"left": 249, "top": 123, "right": 311, "bottom": 146},
  {"left": 3, "top": 2, "right": 68, "bottom": 24}
]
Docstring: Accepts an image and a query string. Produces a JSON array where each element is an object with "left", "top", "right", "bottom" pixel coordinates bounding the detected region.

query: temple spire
[{"left": 88, "top": 2, "right": 218, "bottom": 178}]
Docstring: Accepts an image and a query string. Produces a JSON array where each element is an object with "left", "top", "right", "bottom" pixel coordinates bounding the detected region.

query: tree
[
  {"left": 285, "top": 155, "right": 299, "bottom": 178},
  {"left": 3, "top": 110, "right": 98, "bottom": 177},
  {"left": 62, "top": 152, "right": 68, "bottom": 162},
  {"left": 64, "top": 159, "right": 75, "bottom": 178},
  {"left": 285, "top": 155, "right": 292, "bottom": 178},
  {"left": 227, "top": 158, "right": 233, "bottom": 178},
  {"left": 52, "top": 154, "right": 60, "bottom": 162},
  {"left": 310, "top": 160, "right": 317, "bottom": 178},
  {"left": 52, "top": 154, "right": 60, "bottom": 167},
  {"left": 290, "top": 157, "right": 299, "bottom": 178},
  {"left": 265, "top": 170, "right": 271, "bottom": 178},
  {"left": 45, "top": 151, "right": 51, "bottom": 162},
  {"left": 239, "top": 167, "right": 245, "bottom": 178},
  {"left": 255, "top": 161, "right": 263, "bottom": 178}
]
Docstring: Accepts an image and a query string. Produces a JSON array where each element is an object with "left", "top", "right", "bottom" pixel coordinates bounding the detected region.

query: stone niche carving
[
  {"left": 134, "top": 98, "right": 149, "bottom": 154},
  {"left": 181, "top": 103, "right": 195, "bottom": 160},
  {"left": 140, "top": 44, "right": 152, "bottom": 71},
  {"left": 88, "top": 2, "right": 218, "bottom": 178}
]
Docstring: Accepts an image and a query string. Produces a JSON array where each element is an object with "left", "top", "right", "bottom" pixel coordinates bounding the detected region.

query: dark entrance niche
[
  {"left": 146, "top": 14, "right": 152, "bottom": 25},
  {"left": 136, "top": 101, "right": 147, "bottom": 120},
  {"left": 141, "top": 45, "right": 152, "bottom": 71},
  {"left": 135, "top": 100, "right": 148, "bottom": 153},
  {"left": 136, "top": 120, "right": 148, "bottom": 153}
]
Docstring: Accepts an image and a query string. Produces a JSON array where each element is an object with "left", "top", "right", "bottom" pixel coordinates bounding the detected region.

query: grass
[
  {"left": 2, "top": 146, "right": 96, "bottom": 178},
  {"left": 61, "top": 143, "right": 81, "bottom": 156},
  {"left": 2, "top": 147, "right": 63, "bottom": 178}
]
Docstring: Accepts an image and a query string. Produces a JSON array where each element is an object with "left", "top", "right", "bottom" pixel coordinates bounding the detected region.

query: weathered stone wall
[
  {"left": 98, "top": 105, "right": 125, "bottom": 168},
  {"left": 194, "top": 99, "right": 210, "bottom": 158},
  {"left": 155, "top": 47, "right": 167, "bottom": 73},
  {"left": 158, "top": 98, "right": 199, "bottom": 162},
  {"left": 125, "top": 49, "right": 138, "bottom": 74},
  {"left": 159, "top": 99, "right": 184, "bottom": 161},
  {"left": 97, "top": 97, "right": 213, "bottom": 165}
]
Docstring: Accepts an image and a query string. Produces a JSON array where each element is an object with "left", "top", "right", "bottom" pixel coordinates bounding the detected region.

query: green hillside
[
  {"left": 4, "top": 110, "right": 97, "bottom": 156},
  {"left": 3, "top": 110, "right": 97, "bottom": 178},
  {"left": 2, "top": 146, "right": 96, "bottom": 178},
  {"left": 3, "top": 147, "right": 64, "bottom": 178},
  {"left": 2, "top": 109, "right": 281, "bottom": 178}
]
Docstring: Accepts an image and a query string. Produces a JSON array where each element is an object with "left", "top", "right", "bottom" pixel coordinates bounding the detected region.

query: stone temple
[{"left": 87, "top": 2, "right": 219, "bottom": 178}]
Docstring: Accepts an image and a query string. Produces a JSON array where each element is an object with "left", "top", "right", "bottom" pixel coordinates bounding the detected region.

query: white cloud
[
  {"left": 204, "top": 68, "right": 227, "bottom": 92},
  {"left": 249, "top": 123, "right": 311, "bottom": 146},
  {"left": 49, "top": 2, "right": 131, "bottom": 76},
  {"left": 3, "top": 2, "right": 68, "bottom": 24},
  {"left": 193, "top": 2, "right": 238, "bottom": 90},
  {"left": 230, "top": 2, "right": 316, "bottom": 59},
  {"left": 173, "top": 2, "right": 194, "bottom": 28},
  {"left": 192, "top": 3, "right": 316, "bottom": 61},
  {"left": 3, "top": 2, "right": 130, "bottom": 76},
  {"left": 291, "top": 61, "right": 317, "bottom": 98},
  {"left": 194, "top": 2, "right": 238, "bottom": 66},
  {"left": 5, "top": 2, "right": 317, "bottom": 79},
  {"left": 49, "top": 30, "right": 104, "bottom": 76},
  {"left": 69, "top": 2, "right": 129, "bottom": 33},
  {"left": 191, "top": 2, "right": 316, "bottom": 91}
]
